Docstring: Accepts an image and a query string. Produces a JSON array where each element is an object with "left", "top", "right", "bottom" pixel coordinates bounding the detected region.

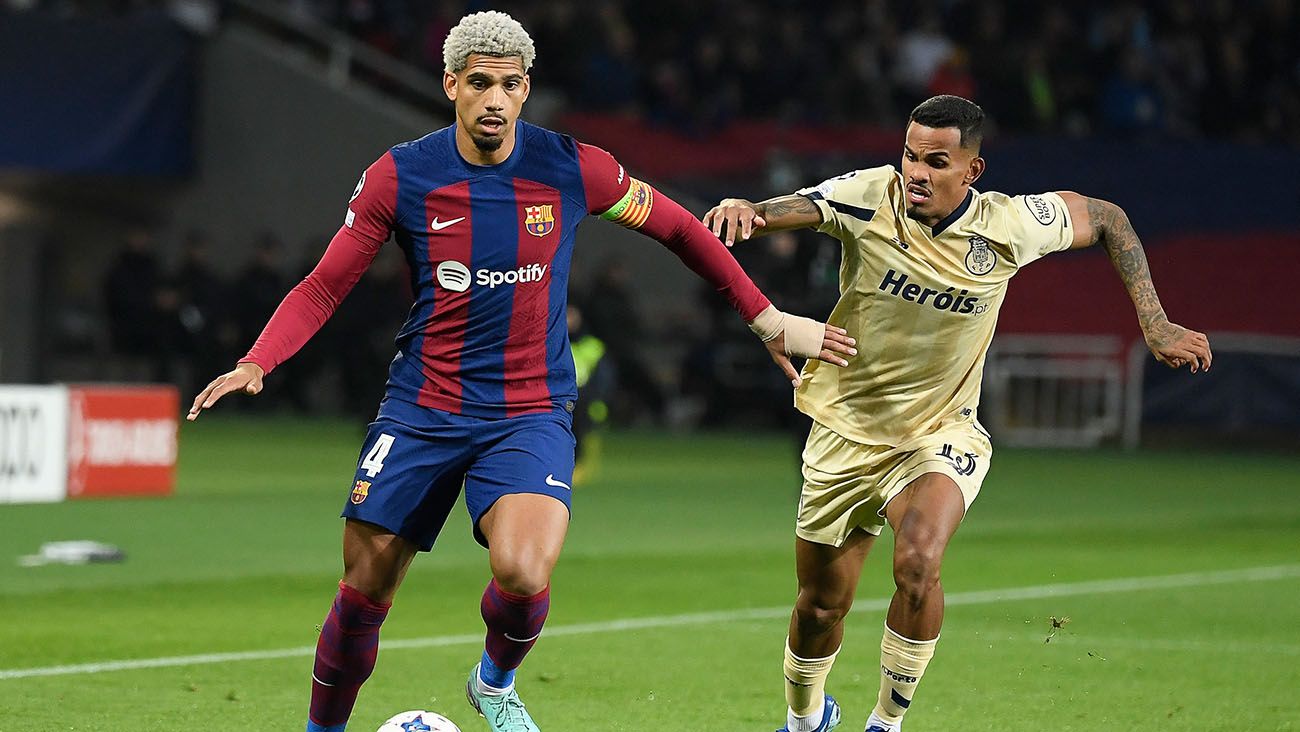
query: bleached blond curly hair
[{"left": 443, "top": 11, "right": 536, "bottom": 74}]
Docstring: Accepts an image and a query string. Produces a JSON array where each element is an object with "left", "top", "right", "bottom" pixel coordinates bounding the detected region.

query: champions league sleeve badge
[
  {"left": 351, "top": 171, "right": 366, "bottom": 202},
  {"left": 965, "top": 235, "right": 997, "bottom": 276}
]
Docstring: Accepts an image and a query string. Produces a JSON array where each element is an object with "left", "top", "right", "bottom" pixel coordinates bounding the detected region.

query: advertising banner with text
[
  {"left": 67, "top": 385, "right": 178, "bottom": 499},
  {"left": 0, "top": 385, "right": 70, "bottom": 504}
]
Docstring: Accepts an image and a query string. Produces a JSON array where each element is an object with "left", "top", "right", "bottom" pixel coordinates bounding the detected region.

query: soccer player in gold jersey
[{"left": 703, "top": 95, "right": 1213, "bottom": 732}]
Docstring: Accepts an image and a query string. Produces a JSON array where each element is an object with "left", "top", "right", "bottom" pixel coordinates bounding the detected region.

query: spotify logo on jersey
[{"left": 436, "top": 261, "right": 472, "bottom": 292}]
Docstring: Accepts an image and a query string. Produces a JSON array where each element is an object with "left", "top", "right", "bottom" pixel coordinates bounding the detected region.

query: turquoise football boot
[{"left": 466, "top": 664, "right": 540, "bottom": 732}]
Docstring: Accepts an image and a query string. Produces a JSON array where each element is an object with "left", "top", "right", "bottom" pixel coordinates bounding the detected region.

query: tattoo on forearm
[
  {"left": 1087, "top": 197, "right": 1176, "bottom": 344},
  {"left": 756, "top": 194, "right": 819, "bottom": 223}
]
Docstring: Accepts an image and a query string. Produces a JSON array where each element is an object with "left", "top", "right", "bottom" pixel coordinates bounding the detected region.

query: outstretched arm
[
  {"left": 701, "top": 193, "right": 823, "bottom": 247},
  {"left": 189, "top": 154, "right": 398, "bottom": 420},
  {"left": 187, "top": 227, "right": 383, "bottom": 420},
  {"left": 1059, "top": 191, "right": 1212, "bottom": 372},
  {"left": 578, "top": 142, "right": 854, "bottom": 384},
  {"left": 631, "top": 185, "right": 856, "bottom": 385}
]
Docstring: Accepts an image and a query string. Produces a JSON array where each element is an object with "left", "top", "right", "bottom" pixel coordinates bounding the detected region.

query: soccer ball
[{"left": 376, "top": 710, "right": 462, "bottom": 732}]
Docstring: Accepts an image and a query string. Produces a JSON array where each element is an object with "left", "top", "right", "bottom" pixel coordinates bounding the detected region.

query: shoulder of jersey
[
  {"left": 969, "top": 189, "right": 1017, "bottom": 228},
  {"left": 836, "top": 164, "right": 897, "bottom": 186},
  {"left": 819, "top": 164, "right": 898, "bottom": 210},
  {"left": 517, "top": 120, "right": 568, "bottom": 152},
  {"left": 390, "top": 126, "right": 452, "bottom": 163}
]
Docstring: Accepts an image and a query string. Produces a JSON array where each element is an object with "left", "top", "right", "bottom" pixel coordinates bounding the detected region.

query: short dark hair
[{"left": 909, "top": 95, "right": 985, "bottom": 150}]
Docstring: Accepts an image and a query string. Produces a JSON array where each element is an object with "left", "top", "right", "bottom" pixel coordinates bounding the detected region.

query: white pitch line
[{"left": 2, "top": 564, "right": 1297, "bottom": 681}]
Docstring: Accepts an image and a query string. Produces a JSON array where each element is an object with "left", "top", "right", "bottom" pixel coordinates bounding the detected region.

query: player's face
[
  {"left": 444, "top": 54, "right": 530, "bottom": 154},
  {"left": 901, "top": 122, "right": 985, "bottom": 226}
]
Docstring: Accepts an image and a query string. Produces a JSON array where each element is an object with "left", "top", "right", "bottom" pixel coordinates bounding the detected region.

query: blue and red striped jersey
[
  {"left": 242, "top": 121, "right": 770, "bottom": 418},
  {"left": 349, "top": 121, "right": 638, "bottom": 418}
]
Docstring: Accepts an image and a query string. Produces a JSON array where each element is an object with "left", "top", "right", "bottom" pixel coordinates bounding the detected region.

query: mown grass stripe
[{"left": 3, "top": 564, "right": 1296, "bottom": 681}]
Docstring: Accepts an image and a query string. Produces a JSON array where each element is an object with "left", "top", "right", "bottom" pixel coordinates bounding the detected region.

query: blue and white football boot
[{"left": 776, "top": 694, "right": 841, "bottom": 732}]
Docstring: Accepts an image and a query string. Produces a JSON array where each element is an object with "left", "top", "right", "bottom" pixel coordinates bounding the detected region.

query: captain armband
[{"left": 599, "top": 178, "right": 654, "bottom": 229}]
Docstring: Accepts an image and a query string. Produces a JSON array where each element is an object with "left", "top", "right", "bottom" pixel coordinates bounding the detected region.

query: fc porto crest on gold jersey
[
  {"left": 965, "top": 234, "right": 997, "bottom": 275},
  {"left": 523, "top": 204, "right": 555, "bottom": 237}
]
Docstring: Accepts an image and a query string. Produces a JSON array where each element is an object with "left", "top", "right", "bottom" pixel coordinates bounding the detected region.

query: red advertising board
[{"left": 66, "top": 385, "right": 179, "bottom": 498}]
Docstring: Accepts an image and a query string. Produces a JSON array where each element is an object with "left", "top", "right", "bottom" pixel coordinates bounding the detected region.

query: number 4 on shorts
[{"left": 360, "top": 434, "right": 395, "bottom": 478}]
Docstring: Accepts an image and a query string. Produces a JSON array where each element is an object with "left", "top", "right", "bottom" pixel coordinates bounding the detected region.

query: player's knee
[
  {"left": 341, "top": 557, "right": 404, "bottom": 602},
  {"left": 490, "top": 549, "right": 554, "bottom": 596},
  {"left": 794, "top": 593, "right": 851, "bottom": 635},
  {"left": 340, "top": 569, "right": 400, "bottom": 603},
  {"left": 892, "top": 541, "right": 943, "bottom": 604},
  {"left": 492, "top": 567, "right": 549, "bottom": 596}
]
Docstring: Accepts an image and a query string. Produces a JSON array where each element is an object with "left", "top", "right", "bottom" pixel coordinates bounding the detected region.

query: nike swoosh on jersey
[
  {"left": 429, "top": 216, "right": 466, "bottom": 231},
  {"left": 544, "top": 474, "right": 571, "bottom": 491}
]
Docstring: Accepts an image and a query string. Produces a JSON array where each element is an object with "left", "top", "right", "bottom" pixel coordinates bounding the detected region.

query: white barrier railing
[{"left": 983, "top": 335, "right": 1125, "bottom": 448}]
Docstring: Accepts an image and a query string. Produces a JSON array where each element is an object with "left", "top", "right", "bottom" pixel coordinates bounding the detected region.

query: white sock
[
  {"left": 866, "top": 711, "right": 899, "bottom": 731},
  {"left": 474, "top": 665, "right": 512, "bottom": 696},
  {"left": 787, "top": 704, "right": 825, "bottom": 732}
]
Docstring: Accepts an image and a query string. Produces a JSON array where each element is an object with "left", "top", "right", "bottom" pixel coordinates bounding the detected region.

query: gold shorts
[{"left": 796, "top": 419, "right": 993, "bottom": 546}]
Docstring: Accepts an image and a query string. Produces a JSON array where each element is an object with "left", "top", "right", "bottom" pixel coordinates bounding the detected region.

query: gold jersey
[{"left": 794, "top": 165, "right": 1074, "bottom": 446}]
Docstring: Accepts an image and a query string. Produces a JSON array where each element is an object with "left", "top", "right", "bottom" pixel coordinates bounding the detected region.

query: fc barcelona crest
[
  {"left": 524, "top": 204, "right": 555, "bottom": 237},
  {"left": 965, "top": 235, "right": 997, "bottom": 276},
  {"left": 351, "top": 480, "right": 370, "bottom": 505}
]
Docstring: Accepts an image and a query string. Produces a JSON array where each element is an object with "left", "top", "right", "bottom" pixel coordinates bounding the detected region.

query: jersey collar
[
  {"left": 448, "top": 120, "right": 526, "bottom": 173},
  {"left": 930, "top": 188, "right": 975, "bottom": 237}
]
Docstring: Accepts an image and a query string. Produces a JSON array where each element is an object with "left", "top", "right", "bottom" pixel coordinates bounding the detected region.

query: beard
[{"left": 470, "top": 132, "right": 504, "bottom": 152}]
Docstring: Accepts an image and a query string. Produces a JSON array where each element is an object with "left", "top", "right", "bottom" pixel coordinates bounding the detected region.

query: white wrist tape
[{"left": 747, "top": 305, "right": 826, "bottom": 358}]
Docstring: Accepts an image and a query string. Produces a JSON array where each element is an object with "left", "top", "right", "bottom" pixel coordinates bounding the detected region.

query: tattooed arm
[
  {"left": 1059, "top": 191, "right": 1213, "bottom": 372},
  {"left": 702, "top": 194, "right": 823, "bottom": 247}
]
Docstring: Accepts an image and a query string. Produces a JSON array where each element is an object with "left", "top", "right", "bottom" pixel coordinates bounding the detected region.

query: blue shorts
[{"left": 341, "top": 397, "right": 576, "bottom": 550}]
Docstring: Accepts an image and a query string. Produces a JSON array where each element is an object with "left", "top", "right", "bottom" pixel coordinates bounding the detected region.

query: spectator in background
[
  {"left": 231, "top": 233, "right": 288, "bottom": 409},
  {"left": 330, "top": 246, "right": 410, "bottom": 422},
  {"left": 103, "top": 225, "right": 168, "bottom": 380},
  {"left": 275, "top": 234, "right": 337, "bottom": 414},
  {"left": 1100, "top": 46, "right": 1164, "bottom": 137},
  {"left": 575, "top": 8, "right": 640, "bottom": 112},
  {"left": 583, "top": 258, "right": 666, "bottom": 425},
  {"left": 894, "top": 10, "right": 953, "bottom": 96},
  {"left": 171, "top": 230, "right": 231, "bottom": 398},
  {"left": 567, "top": 302, "right": 610, "bottom": 484},
  {"left": 232, "top": 233, "right": 287, "bottom": 347},
  {"left": 418, "top": 0, "right": 462, "bottom": 73}
]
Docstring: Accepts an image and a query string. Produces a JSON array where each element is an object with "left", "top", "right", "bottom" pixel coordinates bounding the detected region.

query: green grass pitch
[{"left": 1, "top": 417, "right": 1298, "bottom": 731}]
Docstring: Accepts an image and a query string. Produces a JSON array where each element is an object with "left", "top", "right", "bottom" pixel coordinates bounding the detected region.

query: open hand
[
  {"left": 764, "top": 322, "right": 856, "bottom": 387},
  {"left": 702, "top": 198, "right": 766, "bottom": 247},
  {"left": 187, "top": 362, "right": 265, "bottom": 421}
]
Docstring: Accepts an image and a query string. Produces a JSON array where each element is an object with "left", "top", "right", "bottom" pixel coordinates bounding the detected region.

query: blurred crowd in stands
[
  {"left": 347, "top": 0, "right": 1300, "bottom": 146},
  {"left": 8, "top": 0, "right": 1300, "bottom": 146},
  {"left": 290, "top": 0, "right": 1300, "bottom": 146},
  {"left": 98, "top": 227, "right": 409, "bottom": 419}
]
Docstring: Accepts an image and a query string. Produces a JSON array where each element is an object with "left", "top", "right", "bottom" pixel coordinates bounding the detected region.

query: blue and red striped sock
[
  {"left": 307, "top": 581, "right": 391, "bottom": 731},
  {"left": 477, "top": 579, "right": 550, "bottom": 690}
]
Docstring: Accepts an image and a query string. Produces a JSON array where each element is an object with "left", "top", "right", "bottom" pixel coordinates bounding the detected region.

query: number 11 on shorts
[{"left": 360, "top": 434, "right": 395, "bottom": 477}]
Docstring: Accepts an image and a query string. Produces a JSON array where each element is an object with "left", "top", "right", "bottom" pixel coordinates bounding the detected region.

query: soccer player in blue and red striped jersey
[{"left": 186, "top": 11, "right": 856, "bottom": 732}]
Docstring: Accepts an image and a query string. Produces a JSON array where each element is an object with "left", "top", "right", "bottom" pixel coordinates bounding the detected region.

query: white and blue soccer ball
[{"left": 376, "top": 710, "right": 462, "bottom": 732}]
